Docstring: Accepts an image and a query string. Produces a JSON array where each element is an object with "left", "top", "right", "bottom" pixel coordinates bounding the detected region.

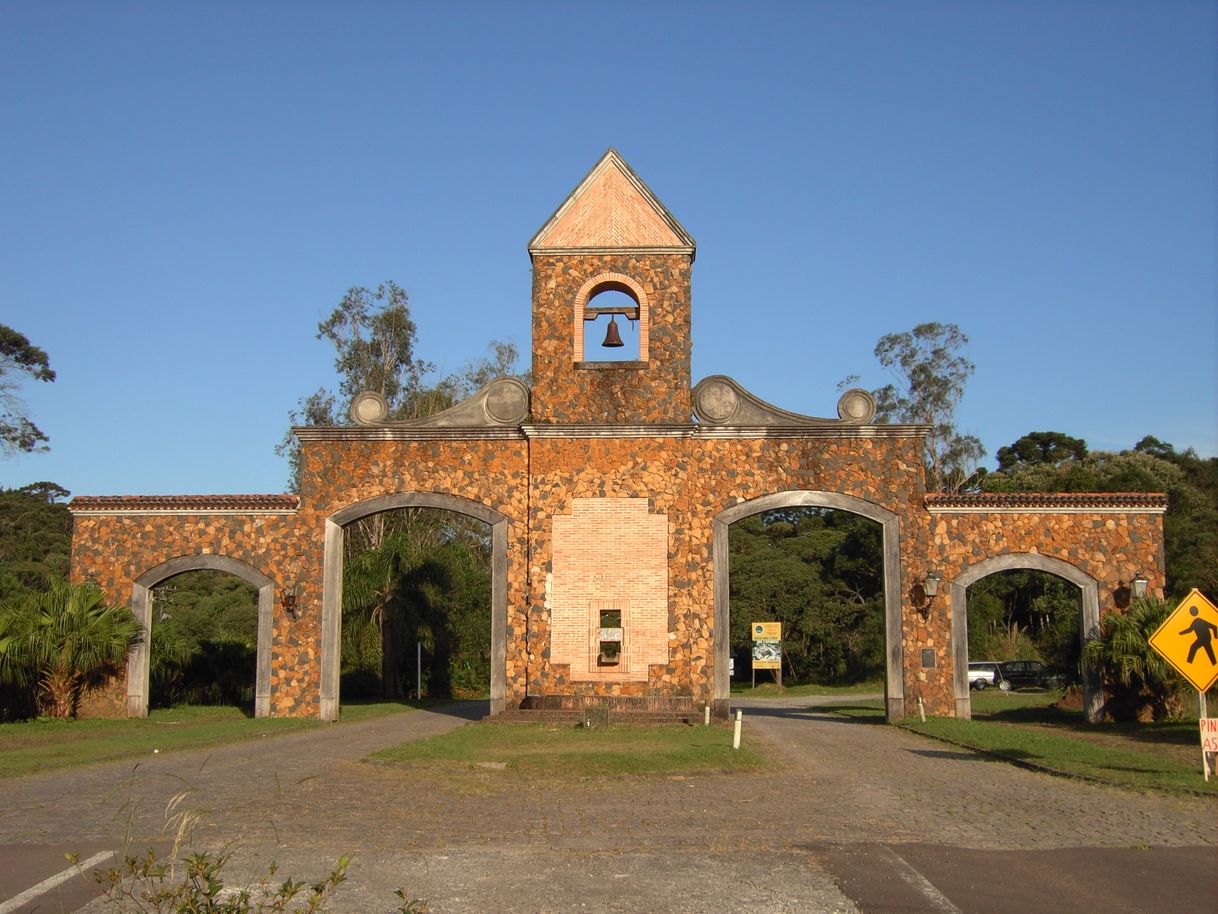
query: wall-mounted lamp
[
  {"left": 916, "top": 571, "right": 942, "bottom": 618},
  {"left": 282, "top": 583, "right": 302, "bottom": 620},
  {"left": 923, "top": 571, "right": 942, "bottom": 598},
  {"left": 1131, "top": 572, "right": 1149, "bottom": 599}
]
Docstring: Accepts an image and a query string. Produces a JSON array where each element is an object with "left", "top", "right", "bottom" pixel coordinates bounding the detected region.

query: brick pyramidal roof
[
  {"left": 925, "top": 492, "right": 1167, "bottom": 511},
  {"left": 70, "top": 494, "right": 299, "bottom": 513}
]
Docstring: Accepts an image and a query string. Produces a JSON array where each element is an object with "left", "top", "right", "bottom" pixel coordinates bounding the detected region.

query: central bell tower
[{"left": 527, "top": 149, "right": 696, "bottom": 425}]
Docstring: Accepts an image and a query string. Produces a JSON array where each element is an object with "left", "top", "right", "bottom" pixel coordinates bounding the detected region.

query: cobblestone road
[{"left": 1, "top": 697, "right": 1214, "bottom": 913}]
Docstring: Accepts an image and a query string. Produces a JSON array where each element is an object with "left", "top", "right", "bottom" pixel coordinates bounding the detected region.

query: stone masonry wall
[
  {"left": 70, "top": 512, "right": 308, "bottom": 716},
  {"left": 932, "top": 511, "right": 1166, "bottom": 610},
  {"left": 531, "top": 253, "right": 692, "bottom": 424}
]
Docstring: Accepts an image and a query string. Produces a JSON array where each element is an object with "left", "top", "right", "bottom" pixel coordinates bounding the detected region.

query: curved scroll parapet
[
  {"left": 350, "top": 377, "right": 530, "bottom": 428},
  {"left": 692, "top": 375, "right": 876, "bottom": 427}
]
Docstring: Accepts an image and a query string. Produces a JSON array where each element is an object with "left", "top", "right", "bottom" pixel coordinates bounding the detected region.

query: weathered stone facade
[{"left": 69, "top": 149, "right": 1166, "bottom": 722}]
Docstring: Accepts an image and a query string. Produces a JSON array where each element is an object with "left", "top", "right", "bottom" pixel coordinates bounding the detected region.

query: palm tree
[
  {"left": 1083, "top": 597, "right": 1183, "bottom": 721},
  {"left": 0, "top": 580, "right": 141, "bottom": 718}
]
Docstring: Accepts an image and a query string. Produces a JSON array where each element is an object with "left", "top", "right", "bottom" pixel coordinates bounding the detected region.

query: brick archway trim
[
  {"left": 321, "top": 493, "right": 509, "bottom": 721},
  {"left": 947, "top": 553, "right": 1101, "bottom": 723},
  {"left": 571, "top": 272, "right": 650, "bottom": 362},
  {"left": 130, "top": 554, "right": 275, "bottom": 719},
  {"left": 711, "top": 491, "right": 905, "bottom": 721}
]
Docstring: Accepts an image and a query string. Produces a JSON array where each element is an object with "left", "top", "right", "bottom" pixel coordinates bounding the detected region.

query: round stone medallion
[
  {"left": 696, "top": 380, "right": 740, "bottom": 424},
  {"left": 350, "top": 391, "right": 389, "bottom": 425},
  {"left": 836, "top": 388, "right": 876, "bottom": 423},
  {"left": 484, "top": 378, "right": 529, "bottom": 424}
]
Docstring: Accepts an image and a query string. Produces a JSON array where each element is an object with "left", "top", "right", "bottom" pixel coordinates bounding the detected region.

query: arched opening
[
  {"left": 948, "top": 554, "right": 1101, "bottom": 723},
  {"left": 572, "top": 273, "right": 650, "bottom": 365},
  {"left": 727, "top": 507, "right": 885, "bottom": 689},
  {"left": 713, "top": 492, "right": 904, "bottom": 720},
  {"left": 129, "top": 554, "right": 274, "bottom": 719},
  {"left": 321, "top": 493, "right": 509, "bottom": 721}
]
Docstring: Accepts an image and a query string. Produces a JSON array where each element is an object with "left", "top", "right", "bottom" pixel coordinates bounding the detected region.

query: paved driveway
[{"left": 1, "top": 696, "right": 1214, "bottom": 913}]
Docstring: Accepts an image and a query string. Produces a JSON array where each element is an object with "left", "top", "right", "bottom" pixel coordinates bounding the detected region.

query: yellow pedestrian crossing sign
[{"left": 1148, "top": 589, "right": 1218, "bottom": 692}]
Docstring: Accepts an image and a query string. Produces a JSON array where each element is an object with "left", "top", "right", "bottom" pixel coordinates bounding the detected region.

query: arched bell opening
[{"left": 572, "top": 273, "right": 650, "bottom": 365}]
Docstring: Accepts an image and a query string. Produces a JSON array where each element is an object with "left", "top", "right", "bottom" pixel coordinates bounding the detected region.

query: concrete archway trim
[
  {"left": 712, "top": 490, "right": 905, "bottom": 721},
  {"left": 129, "top": 553, "right": 275, "bottom": 719},
  {"left": 321, "top": 492, "right": 510, "bottom": 721},
  {"left": 948, "top": 552, "right": 1102, "bottom": 723}
]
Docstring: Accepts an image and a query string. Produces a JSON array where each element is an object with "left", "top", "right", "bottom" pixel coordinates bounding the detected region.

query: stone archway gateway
[
  {"left": 320, "top": 493, "right": 509, "bottom": 721},
  {"left": 130, "top": 554, "right": 275, "bottom": 719},
  {"left": 69, "top": 149, "right": 1167, "bottom": 721},
  {"left": 948, "top": 552, "right": 1102, "bottom": 722},
  {"left": 713, "top": 492, "right": 904, "bottom": 719}
]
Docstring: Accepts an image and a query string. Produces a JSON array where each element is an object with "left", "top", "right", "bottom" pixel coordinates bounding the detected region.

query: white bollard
[
  {"left": 732, "top": 709, "right": 742, "bottom": 749},
  {"left": 704, "top": 704, "right": 711, "bottom": 726},
  {"left": 917, "top": 696, "right": 926, "bottom": 723}
]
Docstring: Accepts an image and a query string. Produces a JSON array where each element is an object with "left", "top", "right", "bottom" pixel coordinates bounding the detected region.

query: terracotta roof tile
[
  {"left": 925, "top": 492, "right": 1167, "bottom": 510},
  {"left": 70, "top": 494, "right": 299, "bottom": 513}
]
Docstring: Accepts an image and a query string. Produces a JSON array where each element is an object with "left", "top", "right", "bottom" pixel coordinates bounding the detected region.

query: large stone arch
[
  {"left": 130, "top": 554, "right": 275, "bottom": 719},
  {"left": 948, "top": 553, "right": 1102, "bottom": 723},
  {"left": 712, "top": 491, "right": 905, "bottom": 720},
  {"left": 321, "top": 492, "right": 509, "bottom": 721}
]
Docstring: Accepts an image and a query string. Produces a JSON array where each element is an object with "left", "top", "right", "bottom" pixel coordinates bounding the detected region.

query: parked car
[
  {"left": 997, "top": 660, "right": 1051, "bottom": 690},
  {"left": 968, "top": 661, "right": 1007, "bottom": 691}
]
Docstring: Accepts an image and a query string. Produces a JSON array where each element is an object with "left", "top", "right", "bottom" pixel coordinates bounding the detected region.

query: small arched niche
[{"left": 573, "top": 274, "right": 649, "bottom": 365}]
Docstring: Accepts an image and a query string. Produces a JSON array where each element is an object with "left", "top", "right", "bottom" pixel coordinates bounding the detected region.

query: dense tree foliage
[
  {"left": 843, "top": 322, "right": 984, "bottom": 492},
  {"left": 728, "top": 508, "right": 884, "bottom": 684},
  {"left": 0, "top": 324, "right": 56, "bottom": 456},
  {"left": 0, "top": 483, "right": 72, "bottom": 602},
  {"left": 994, "top": 431, "right": 1088, "bottom": 472}
]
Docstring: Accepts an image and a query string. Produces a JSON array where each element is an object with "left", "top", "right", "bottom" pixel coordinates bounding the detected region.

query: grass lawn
[
  {"left": 826, "top": 695, "right": 1218, "bottom": 797},
  {"left": 370, "top": 721, "right": 769, "bottom": 783},
  {"left": 0, "top": 700, "right": 421, "bottom": 779},
  {"left": 729, "top": 679, "right": 883, "bottom": 697}
]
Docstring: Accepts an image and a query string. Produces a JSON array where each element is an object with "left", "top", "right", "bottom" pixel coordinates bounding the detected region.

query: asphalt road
[{"left": 1, "top": 697, "right": 1214, "bottom": 913}]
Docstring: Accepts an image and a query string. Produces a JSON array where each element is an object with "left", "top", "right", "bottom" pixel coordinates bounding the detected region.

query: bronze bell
[{"left": 601, "top": 315, "right": 624, "bottom": 348}]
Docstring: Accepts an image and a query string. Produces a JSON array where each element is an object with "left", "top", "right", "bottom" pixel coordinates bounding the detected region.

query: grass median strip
[
  {"left": 369, "top": 721, "right": 770, "bottom": 782},
  {"left": 826, "top": 699, "right": 1218, "bottom": 797},
  {"left": 0, "top": 700, "right": 420, "bottom": 779}
]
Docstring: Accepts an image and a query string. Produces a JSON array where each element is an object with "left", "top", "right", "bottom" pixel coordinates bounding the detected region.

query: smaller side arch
[
  {"left": 712, "top": 490, "right": 905, "bottom": 721},
  {"left": 130, "top": 554, "right": 275, "bottom": 719},
  {"left": 948, "top": 553, "right": 1101, "bottom": 723},
  {"left": 571, "top": 272, "right": 650, "bottom": 362}
]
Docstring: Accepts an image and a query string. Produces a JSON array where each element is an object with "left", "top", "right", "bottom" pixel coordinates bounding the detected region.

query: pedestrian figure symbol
[
  {"left": 1181, "top": 606, "right": 1218, "bottom": 666},
  {"left": 1148, "top": 589, "right": 1218, "bottom": 693}
]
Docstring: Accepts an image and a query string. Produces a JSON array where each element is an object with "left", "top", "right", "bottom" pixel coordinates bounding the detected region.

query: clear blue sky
[{"left": 2, "top": 1, "right": 1214, "bottom": 497}]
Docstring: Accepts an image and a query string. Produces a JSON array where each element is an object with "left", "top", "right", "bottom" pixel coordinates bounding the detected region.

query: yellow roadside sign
[{"left": 1148, "top": 589, "right": 1218, "bottom": 692}]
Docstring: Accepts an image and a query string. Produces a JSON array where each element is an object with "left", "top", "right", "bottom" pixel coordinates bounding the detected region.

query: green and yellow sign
[{"left": 752, "top": 622, "right": 782, "bottom": 670}]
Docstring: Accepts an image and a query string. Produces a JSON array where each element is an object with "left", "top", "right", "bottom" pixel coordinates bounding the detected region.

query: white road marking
[
  {"left": 0, "top": 850, "right": 114, "bottom": 914},
  {"left": 880, "top": 846, "right": 964, "bottom": 914}
]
